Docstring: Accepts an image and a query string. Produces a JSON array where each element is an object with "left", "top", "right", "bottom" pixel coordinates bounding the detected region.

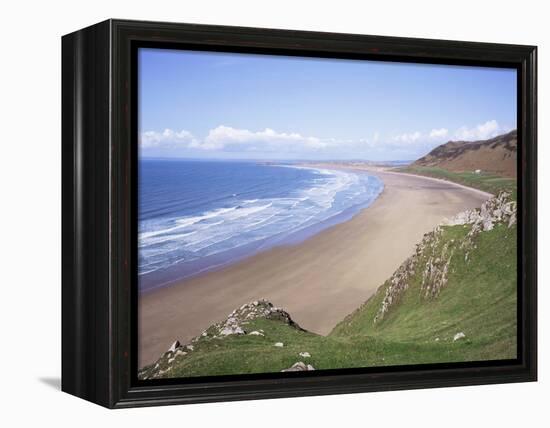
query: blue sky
[{"left": 139, "top": 48, "right": 517, "bottom": 161}]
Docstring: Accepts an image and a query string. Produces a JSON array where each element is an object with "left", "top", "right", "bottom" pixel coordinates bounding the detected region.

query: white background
[{"left": 0, "top": 0, "right": 546, "bottom": 425}]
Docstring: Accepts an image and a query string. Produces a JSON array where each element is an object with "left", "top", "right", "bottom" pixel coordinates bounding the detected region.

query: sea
[{"left": 138, "top": 159, "right": 384, "bottom": 291}]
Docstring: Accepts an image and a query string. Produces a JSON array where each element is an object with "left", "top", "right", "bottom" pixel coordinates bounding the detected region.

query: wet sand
[{"left": 139, "top": 169, "right": 491, "bottom": 367}]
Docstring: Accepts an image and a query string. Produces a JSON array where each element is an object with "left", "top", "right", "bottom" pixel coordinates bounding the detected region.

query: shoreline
[
  {"left": 139, "top": 167, "right": 383, "bottom": 293},
  {"left": 139, "top": 168, "right": 491, "bottom": 367},
  {"left": 302, "top": 162, "right": 494, "bottom": 198}
]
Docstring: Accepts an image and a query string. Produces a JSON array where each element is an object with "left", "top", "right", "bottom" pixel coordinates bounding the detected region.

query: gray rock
[
  {"left": 482, "top": 219, "right": 494, "bottom": 231},
  {"left": 453, "top": 332, "right": 466, "bottom": 341},
  {"left": 207, "top": 299, "right": 301, "bottom": 338},
  {"left": 220, "top": 326, "right": 244, "bottom": 336},
  {"left": 508, "top": 212, "right": 516, "bottom": 228},
  {"left": 281, "top": 361, "right": 316, "bottom": 372},
  {"left": 168, "top": 340, "right": 180, "bottom": 353}
]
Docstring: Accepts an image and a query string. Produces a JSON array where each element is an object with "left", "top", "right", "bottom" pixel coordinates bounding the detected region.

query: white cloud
[
  {"left": 139, "top": 126, "right": 442, "bottom": 157},
  {"left": 139, "top": 121, "right": 512, "bottom": 158},
  {"left": 391, "top": 128, "right": 447, "bottom": 146},
  {"left": 429, "top": 128, "right": 448, "bottom": 139},
  {"left": 393, "top": 131, "right": 422, "bottom": 144},
  {"left": 140, "top": 125, "right": 330, "bottom": 153},
  {"left": 139, "top": 129, "right": 198, "bottom": 148},
  {"left": 454, "top": 120, "right": 502, "bottom": 141},
  {"left": 200, "top": 125, "right": 327, "bottom": 151}
]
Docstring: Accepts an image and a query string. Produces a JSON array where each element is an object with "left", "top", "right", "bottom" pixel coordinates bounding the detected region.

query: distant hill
[{"left": 412, "top": 130, "right": 517, "bottom": 177}]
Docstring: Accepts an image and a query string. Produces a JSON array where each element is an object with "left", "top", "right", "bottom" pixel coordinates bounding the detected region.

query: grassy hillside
[
  {"left": 332, "top": 221, "right": 517, "bottom": 362},
  {"left": 139, "top": 193, "right": 517, "bottom": 379},
  {"left": 399, "top": 166, "right": 517, "bottom": 197},
  {"left": 411, "top": 130, "right": 517, "bottom": 178}
]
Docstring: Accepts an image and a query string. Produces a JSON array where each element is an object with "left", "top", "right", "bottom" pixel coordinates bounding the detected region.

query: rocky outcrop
[
  {"left": 204, "top": 299, "right": 302, "bottom": 339},
  {"left": 138, "top": 299, "right": 303, "bottom": 380},
  {"left": 444, "top": 191, "right": 516, "bottom": 263},
  {"left": 420, "top": 227, "right": 454, "bottom": 298},
  {"left": 374, "top": 251, "right": 418, "bottom": 323},
  {"left": 443, "top": 191, "right": 516, "bottom": 232},
  {"left": 374, "top": 191, "right": 517, "bottom": 323},
  {"left": 373, "top": 224, "right": 448, "bottom": 323}
]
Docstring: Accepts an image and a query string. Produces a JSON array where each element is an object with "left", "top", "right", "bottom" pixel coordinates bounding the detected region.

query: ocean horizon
[{"left": 138, "top": 159, "right": 383, "bottom": 291}]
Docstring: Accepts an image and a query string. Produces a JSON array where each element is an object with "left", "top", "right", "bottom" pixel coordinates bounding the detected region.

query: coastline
[
  {"left": 138, "top": 165, "right": 383, "bottom": 292},
  {"left": 138, "top": 168, "right": 491, "bottom": 367}
]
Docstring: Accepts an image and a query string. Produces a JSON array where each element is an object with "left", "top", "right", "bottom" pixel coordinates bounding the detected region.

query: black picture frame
[{"left": 62, "top": 19, "right": 537, "bottom": 408}]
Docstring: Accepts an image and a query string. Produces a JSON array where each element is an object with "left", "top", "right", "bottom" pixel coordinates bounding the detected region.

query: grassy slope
[
  {"left": 399, "top": 166, "right": 516, "bottom": 197},
  {"left": 332, "top": 222, "right": 517, "bottom": 363},
  {"left": 142, "top": 220, "right": 517, "bottom": 378}
]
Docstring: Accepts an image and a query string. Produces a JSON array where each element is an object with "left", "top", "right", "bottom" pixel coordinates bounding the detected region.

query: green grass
[
  {"left": 332, "top": 223, "right": 517, "bottom": 362},
  {"left": 399, "top": 166, "right": 516, "bottom": 198},
  {"left": 142, "top": 219, "right": 517, "bottom": 379}
]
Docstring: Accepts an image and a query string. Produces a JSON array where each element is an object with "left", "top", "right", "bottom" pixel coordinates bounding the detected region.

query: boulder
[
  {"left": 281, "top": 361, "right": 316, "bottom": 372},
  {"left": 453, "top": 332, "right": 466, "bottom": 341},
  {"left": 168, "top": 340, "right": 180, "bottom": 353},
  {"left": 220, "top": 326, "right": 245, "bottom": 336}
]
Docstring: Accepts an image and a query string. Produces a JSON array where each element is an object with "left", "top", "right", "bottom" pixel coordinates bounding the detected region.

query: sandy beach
[{"left": 138, "top": 168, "right": 491, "bottom": 367}]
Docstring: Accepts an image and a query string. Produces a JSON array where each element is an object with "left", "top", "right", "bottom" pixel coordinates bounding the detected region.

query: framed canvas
[{"left": 61, "top": 19, "right": 537, "bottom": 408}]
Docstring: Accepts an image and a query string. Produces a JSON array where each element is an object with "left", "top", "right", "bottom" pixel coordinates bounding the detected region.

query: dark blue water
[{"left": 138, "top": 159, "right": 383, "bottom": 291}]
